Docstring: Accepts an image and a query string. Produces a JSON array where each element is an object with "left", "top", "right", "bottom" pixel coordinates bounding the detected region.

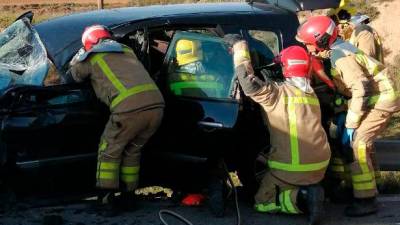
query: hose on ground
[{"left": 158, "top": 159, "right": 241, "bottom": 225}]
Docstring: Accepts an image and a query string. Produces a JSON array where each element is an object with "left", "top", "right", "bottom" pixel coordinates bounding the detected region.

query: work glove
[
  {"left": 222, "top": 34, "right": 243, "bottom": 48},
  {"left": 341, "top": 128, "right": 354, "bottom": 147}
]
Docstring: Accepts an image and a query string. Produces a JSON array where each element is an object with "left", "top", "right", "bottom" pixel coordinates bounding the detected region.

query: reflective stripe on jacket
[
  {"left": 330, "top": 40, "right": 400, "bottom": 128},
  {"left": 168, "top": 72, "right": 224, "bottom": 97},
  {"left": 236, "top": 63, "right": 331, "bottom": 185},
  {"left": 71, "top": 44, "right": 164, "bottom": 113}
]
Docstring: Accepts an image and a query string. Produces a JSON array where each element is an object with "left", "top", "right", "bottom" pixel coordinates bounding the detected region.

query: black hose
[
  {"left": 222, "top": 160, "right": 241, "bottom": 225},
  {"left": 159, "top": 210, "right": 194, "bottom": 225},
  {"left": 158, "top": 159, "right": 241, "bottom": 225}
]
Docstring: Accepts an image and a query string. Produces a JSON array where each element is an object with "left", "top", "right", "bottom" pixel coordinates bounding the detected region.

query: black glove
[
  {"left": 222, "top": 34, "right": 243, "bottom": 48},
  {"left": 236, "top": 64, "right": 264, "bottom": 95}
]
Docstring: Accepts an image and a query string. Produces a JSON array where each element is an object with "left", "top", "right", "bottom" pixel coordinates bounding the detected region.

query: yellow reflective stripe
[
  {"left": 111, "top": 83, "right": 158, "bottom": 108},
  {"left": 355, "top": 53, "right": 381, "bottom": 76},
  {"left": 99, "top": 139, "right": 107, "bottom": 151},
  {"left": 353, "top": 181, "right": 375, "bottom": 191},
  {"left": 368, "top": 72, "right": 398, "bottom": 105},
  {"left": 283, "top": 190, "right": 297, "bottom": 214},
  {"left": 331, "top": 68, "right": 339, "bottom": 77},
  {"left": 283, "top": 96, "right": 320, "bottom": 167},
  {"left": 357, "top": 141, "right": 370, "bottom": 174},
  {"left": 235, "top": 50, "right": 251, "bottom": 60},
  {"left": 288, "top": 100, "right": 299, "bottom": 164},
  {"left": 330, "top": 165, "right": 345, "bottom": 172},
  {"left": 121, "top": 166, "right": 140, "bottom": 175},
  {"left": 97, "top": 171, "right": 117, "bottom": 180},
  {"left": 284, "top": 97, "right": 320, "bottom": 105},
  {"left": 352, "top": 172, "right": 374, "bottom": 182},
  {"left": 347, "top": 110, "right": 361, "bottom": 124},
  {"left": 121, "top": 174, "right": 139, "bottom": 183},
  {"left": 100, "top": 162, "right": 119, "bottom": 170},
  {"left": 268, "top": 159, "right": 330, "bottom": 172},
  {"left": 368, "top": 91, "right": 398, "bottom": 105},
  {"left": 254, "top": 203, "right": 280, "bottom": 212},
  {"left": 170, "top": 81, "right": 224, "bottom": 95},
  {"left": 91, "top": 53, "right": 127, "bottom": 92}
]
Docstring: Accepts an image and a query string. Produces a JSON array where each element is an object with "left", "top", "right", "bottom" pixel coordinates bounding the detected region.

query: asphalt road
[{"left": 2, "top": 195, "right": 400, "bottom": 225}]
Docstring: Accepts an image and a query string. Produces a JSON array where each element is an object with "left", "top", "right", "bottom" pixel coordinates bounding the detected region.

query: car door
[
  {"left": 0, "top": 17, "right": 107, "bottom": 168},
  {"left": 152, "top": 30, "right": 240, "bottom": 159}
]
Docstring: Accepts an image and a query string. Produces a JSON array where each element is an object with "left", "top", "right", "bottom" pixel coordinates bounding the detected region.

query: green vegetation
[{"left": 352, "top": 0, "right": 380, "bottom": 20}]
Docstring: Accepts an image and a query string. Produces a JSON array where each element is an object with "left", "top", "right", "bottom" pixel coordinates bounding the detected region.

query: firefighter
[
  {"left": 328, "top": 0, "right": 384, "bottom": 63},
  {"left": 69, "top": 25, "right": 164, "bottom": 214},
  {"left": 296, "top": 15, "right": 400, "bottom": 216},
  {"left": 224, "top": 34, "right": 331, "bottom": 225},
  {"left": 168, "top": 38, "right": 224, "bottom": 98}
]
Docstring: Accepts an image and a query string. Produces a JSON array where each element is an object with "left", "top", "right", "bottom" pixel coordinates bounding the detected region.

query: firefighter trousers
[
  {"left": 329, "top": 109, "right": 392, "bottom": 198},
  {"left": 254, "top": 172, "right": 301, "bottom": 214},
  {"left": 96, "top": 107, "right": 163, "bottom": 191}
]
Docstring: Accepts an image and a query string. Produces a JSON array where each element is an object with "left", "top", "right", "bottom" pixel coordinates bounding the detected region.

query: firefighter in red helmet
[
  {"left": 297, "top": 15, "right": 400, "bottom": 216},
  {"left": 224, "top": 34, "right": 330, "bottom": 225},
  {"left": 69, "top": 25, "right": 164, "bottom": 215}
]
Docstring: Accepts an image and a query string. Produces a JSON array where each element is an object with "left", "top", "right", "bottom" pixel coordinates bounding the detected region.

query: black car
[{"left": 0, "top": 1, "right": 338, "bottom": 205}]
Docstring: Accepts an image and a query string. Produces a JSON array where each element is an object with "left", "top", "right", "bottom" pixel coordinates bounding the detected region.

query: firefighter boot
[
  {"left": 117, "top": 191, "right": 137, "bottom": 211},
  {"left": 95, "top": 191, "right": 119, "bottom": 217},
  {"left": 345, "top": 197, "right": 378, "bottom": 217},
  {"left": 298, "top": 185, "right": 325, "bottom": 225}
]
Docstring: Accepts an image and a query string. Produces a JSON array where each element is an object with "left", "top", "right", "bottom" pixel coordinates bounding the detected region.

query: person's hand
[
  {"left": 222, "top": 34, "right": 243, "bottom": 48},
  {"left": 341, "top": 128, "right": 355, "bottom": 147}
]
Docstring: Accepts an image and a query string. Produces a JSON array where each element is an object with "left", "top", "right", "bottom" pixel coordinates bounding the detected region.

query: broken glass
[{"left": 0, "top": 18, "right": 49, "bottom": 91}]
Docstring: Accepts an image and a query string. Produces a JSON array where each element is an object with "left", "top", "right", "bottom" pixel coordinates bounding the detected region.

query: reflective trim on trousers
[{"left": 120, "top": 166, "right": 140, "bottom": 183}]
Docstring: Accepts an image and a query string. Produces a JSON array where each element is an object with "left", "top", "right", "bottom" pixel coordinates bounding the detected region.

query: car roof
[{"left": 34, "top": 2, "right": 296, "bottom": 70}]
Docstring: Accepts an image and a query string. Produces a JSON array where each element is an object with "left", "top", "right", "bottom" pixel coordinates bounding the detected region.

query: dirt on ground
[{"left": 371, "top": 0, "right": 400, "bottom": 65}]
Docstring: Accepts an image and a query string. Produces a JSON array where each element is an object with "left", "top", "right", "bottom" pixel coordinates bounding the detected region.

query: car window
[
  {"left": 0, "top": 18, "right": 50, "bottom": 91},
  {"left": 247, "top": 30, "right": 280, "bottom": 68},
  {"left": 165, "top": 31, "right": 233, "bottom": 99}
]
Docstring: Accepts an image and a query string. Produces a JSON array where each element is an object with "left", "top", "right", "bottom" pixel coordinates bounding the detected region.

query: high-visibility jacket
[
  {"left": 71, "top": 44, "right": 164, "bottom": 113},
  {"left": 330, "top": 40, "right": 400, "bottom": 128},
  {"left": 235, "top": 61, "right": 331, "bottom": 185},
  {"left": 252, "top": 82, "right": 331, "bottom": 185},
  {"left": 349, "top": 24, "right": 384, "bottom": 64}
]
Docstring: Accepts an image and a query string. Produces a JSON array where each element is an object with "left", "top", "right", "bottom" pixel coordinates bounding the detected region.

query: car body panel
[{"left": 0, "top": 3, "right": 293, "bottom": 187}]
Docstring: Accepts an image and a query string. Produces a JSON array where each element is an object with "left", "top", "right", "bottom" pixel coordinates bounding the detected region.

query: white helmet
[{"left": 350, "top": 14, "right": 370, "bottom": 26}]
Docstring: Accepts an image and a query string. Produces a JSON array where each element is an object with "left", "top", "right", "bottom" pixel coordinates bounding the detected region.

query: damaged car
[{"left": 0, "top": 1, "right": 339, "bottom": 210}]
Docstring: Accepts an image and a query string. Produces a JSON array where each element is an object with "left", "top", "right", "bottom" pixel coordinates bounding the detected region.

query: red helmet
[
  {"left": 81, "top": 25, "right": 112, "bottom": 51},
  {"left": 296, "top": 16, "right": 338, "bottom": 51},
  {"left": 276, "top": 46, "right": 311, "bottom": 79}
]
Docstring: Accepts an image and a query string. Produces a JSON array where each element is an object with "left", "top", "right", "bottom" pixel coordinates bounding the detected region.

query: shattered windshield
[{"left": 0, "top": 18, "right": 50, "bottom": 90}]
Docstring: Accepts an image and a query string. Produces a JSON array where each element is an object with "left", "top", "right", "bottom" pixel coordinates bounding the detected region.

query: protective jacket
[
  {"left": 349, "top": 24, "right": 384, "bottom": 64},
  {"left": 330, "top": 40, "right": 400, "bottom": 128},
  {"left": 233, "top": 42, "right": 331, "bottom": 185},
  {"left": 70, "top": 40, "right": 164, "bottom": 113}
]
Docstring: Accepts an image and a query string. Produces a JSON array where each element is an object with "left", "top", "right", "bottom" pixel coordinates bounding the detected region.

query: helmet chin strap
[{"left": 286, "top": 77, "right": 314, "bottom": 94}]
